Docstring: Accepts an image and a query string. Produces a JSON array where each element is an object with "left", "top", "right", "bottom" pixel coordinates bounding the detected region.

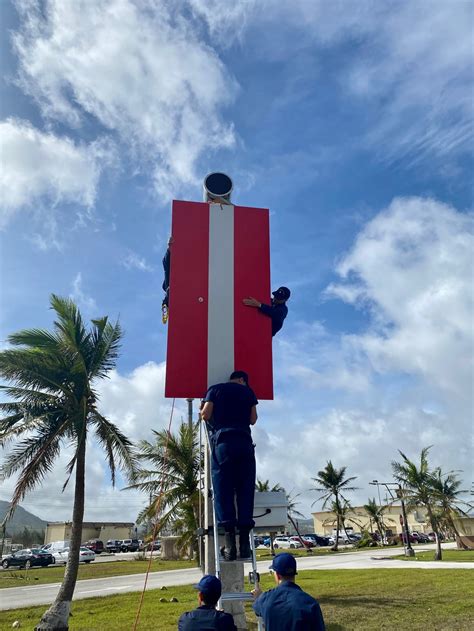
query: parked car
[
  {"left": 83, "top": 539, "right": 104, "bottom": 554},
  {"left": 120, "top": 539, "right": 140, "bottom": 552},
  {"left": 273, "top": 536, "right": 303, "bottom": 549},
  {"left": 427, "top": 531, "right": 445, "bottom": 541},
  {"left": 254, "top": 536, "right": 266, "bottom": 547},
  {"left": 146, "top": 540, "right": 161, "bottom": 551},
  {"left": 42, "top": 540, "right": 70, "bottom": 554},
  {"left": 2, "top": 548, "right": 54, "bottom": 569},
  {"left": 398, "top": 533, "right": 418, "bottom": 544},
  {"left": 106, "top": 539, "right": 123, "bottom": 553},
  {"left": 306, "top": 534, "right": 331, "bottom": 547},
  {"left": 347, "top": 534, "right": 362, "bottom": 543},
  {"left": 290, "top": 536, "right": 312, "bottom": 548},
  {"left": 412, "top": 532, "right": 430, "bottom": 543},
  {"left": 54, "top": 546, "right": 95, "bottom": 564}
]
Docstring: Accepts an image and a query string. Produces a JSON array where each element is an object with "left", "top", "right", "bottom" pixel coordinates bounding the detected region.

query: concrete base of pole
[
  {"left": 220, "top": 561, "right": 247, "bottom": 630},
  {"left": 160, "top": 536, "right": 181, "bottom": 560},
  {"left": 405, "top": 548, "right": 416, "bottom": 557}
]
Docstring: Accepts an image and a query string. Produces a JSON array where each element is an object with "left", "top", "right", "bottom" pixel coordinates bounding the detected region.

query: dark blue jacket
[
  {"left": 178, "top": 605, "right": 236, "bottom": 630},
  {"left": 253, "top": 581, "right": 325, "bottom": 630},
  {"left": 259, "top": 302, "right": 288, "bottom": 336}
]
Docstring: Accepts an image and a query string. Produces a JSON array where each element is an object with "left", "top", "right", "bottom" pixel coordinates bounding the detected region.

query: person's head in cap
[
  {"left": 272, "top": 286, "right": 291, "bottom": 305},
  {"left": 229, "top": 370, "right": 250, "bottom": 386},
  {"left": 193, "top": 574, "right": 222, "bottom": 607},
  {"left": 269, "top": 552, "right": 297, "bottom": 583}
]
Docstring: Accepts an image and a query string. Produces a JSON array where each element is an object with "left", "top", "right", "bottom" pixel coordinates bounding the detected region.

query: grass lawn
[
  {"left": 393, "top": 549, "right": 474, "bottom": 563},
  {"left": 1, "top": 569, "right": 472, "bottom": 630},
  {"left": 0, "top": 547, "right": 384, "bottom": 589},
  {"left": 0, "top": 558, "right": 195, "bottom": 589}
]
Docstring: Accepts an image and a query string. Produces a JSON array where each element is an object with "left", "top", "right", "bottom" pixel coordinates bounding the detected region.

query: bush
[{"left": 356, "top": 530, "right": 377, "bottom": 548}]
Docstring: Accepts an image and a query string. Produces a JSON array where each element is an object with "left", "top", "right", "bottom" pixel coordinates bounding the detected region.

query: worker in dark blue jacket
[
  {"left": 243, "top": 286, "right": 291, "bottom": 336},
  {"left": 178, "top": 575, "right": 236, "bottom": 630},
  {"left": 252, "top": 553, "right": 325, "bottom": 630},
  {"left": 201, "top": 371, "right": 258, "bottom": 561}
]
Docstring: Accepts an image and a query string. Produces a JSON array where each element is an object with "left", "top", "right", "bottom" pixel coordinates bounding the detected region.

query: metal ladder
[{"left": 201, "top": 421, "right": 264, "bottom": 630}]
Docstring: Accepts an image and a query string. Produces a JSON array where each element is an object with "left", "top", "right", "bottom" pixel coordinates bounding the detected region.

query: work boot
[
  {"left": 222, "top": 530, "right": 237, "bottom": 561},
  {"left": 239, "top": 529, "right": 251, "bottom": 559}
]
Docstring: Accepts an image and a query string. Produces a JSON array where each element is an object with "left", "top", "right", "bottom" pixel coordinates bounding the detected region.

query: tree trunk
[
  {"left": 332, "top": 497, "right": 340, "bottom": 551},
  {"left": 35, "top": 438, "right": 86, "bottom": 630},
  {"left": 427, "top": 506, "right": 442, "bottom": 561},
  {"left": 288, "top": 514, "right": 307, "bottom": 549}
]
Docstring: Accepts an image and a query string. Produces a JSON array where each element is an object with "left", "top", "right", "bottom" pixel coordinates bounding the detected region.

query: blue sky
[{"left": 1, "top": 0, "right": 472, "bottom": 523}]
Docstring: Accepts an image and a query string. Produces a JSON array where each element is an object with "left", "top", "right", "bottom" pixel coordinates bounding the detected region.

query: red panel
[
  {"left": 165, "top": 201, "right": 209, "bottom": 398},
  {"left": 234, "top": 206, "right": 273, "bottom": 399}
]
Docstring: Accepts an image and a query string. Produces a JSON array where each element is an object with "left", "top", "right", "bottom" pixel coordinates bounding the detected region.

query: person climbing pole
[
  {"left": 200, "top": 370, "right": 258, "bottom": 561},
  {"left": 243, "top": 286, "right": 291, "bottom": 336},
  {"left": 161, "top": 237, "right": 172, "bottom": 323}
]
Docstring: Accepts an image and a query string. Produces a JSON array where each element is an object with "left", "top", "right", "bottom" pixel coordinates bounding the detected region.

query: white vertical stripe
[{"left": 207, "top": 203, "right": 234, "bottom": 386}]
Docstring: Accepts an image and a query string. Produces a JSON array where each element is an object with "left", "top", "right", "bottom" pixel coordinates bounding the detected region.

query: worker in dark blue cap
[
  {"left": 252, "top": 553, "right": 325, "bottom": 630},
  {"left": 201, "top": 371, "right": 258, "bottom": 561},
  {"left": 178, "top": 575, "right": 236, "bottom": 630},
  {"left": 243, "top": 286, "right": 291, "bottom": 336}
]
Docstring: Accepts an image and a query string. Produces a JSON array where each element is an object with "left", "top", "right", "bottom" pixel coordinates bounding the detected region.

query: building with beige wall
[
  {"left": 45, "top": 522, "right": 134, "bottom": 544},
  {"left": 312, "top": 504, "right": 430, "bottom": 535}
]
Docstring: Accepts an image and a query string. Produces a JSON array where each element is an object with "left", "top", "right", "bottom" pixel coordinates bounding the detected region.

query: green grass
[
  {"left": 392, "top": 549, "right": 474, "bottom": 563},
  {"left": 0, "top": 558, "right": 195, "bottom": 589},
  {"left": 0, "top": 547, "right": 379, "bottom": 589},
  {"left": 1, "top": 569, "right": 473, "bottom": 630}
]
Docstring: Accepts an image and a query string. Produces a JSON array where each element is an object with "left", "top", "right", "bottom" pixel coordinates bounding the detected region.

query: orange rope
[{"left": 132, "top": 397, "right": 176, "bottom": 631}]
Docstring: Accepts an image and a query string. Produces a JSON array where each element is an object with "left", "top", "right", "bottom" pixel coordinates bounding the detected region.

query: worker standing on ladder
[{"left": 201, "top": 370, "right": 258, "bottom": 561}]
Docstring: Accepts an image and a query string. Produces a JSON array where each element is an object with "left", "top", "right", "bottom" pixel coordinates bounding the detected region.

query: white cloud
[
  {"left": 12, "top": 0, "right": 237, "bottom": 200},
  {"left": 122, "top": 251, "right": 154, "bottom": 272},
  {"left": 70, "top": 273, "right": 97, "bottom": 314},
  {"left": 327, "top": 197, "right": 474, "bottom": 400},
  {"left": 191, "top": 0, "right": 473, "bottom": 163},
  {"left": 0, "top": 118, "right": 111, "bottom": 230},
  {"left": 254, "top": 196, "right": 473, "bottom": 515}
]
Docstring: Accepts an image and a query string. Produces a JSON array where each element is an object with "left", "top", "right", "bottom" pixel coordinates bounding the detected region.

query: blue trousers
[{"left": 211, "top": 432, "right": 256, "bottom": 530}]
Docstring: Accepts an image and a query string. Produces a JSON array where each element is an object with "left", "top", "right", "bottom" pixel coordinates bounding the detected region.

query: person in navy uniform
[
  {"left": 200, "top": 371, "right": 258, "bottom": 561},
  {"left": 243, "top": 286, "right": 291, "bottom": 336},
  {"left": 252, "top": 553, "right": 325, "bottom": 630},
  {"left": 178, "top": 575, "right": 236, "bottom": 631}
]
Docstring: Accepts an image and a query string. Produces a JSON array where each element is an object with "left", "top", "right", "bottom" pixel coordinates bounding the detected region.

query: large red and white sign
[{"left": 165, "top": 200, "right": 273, "bottom": 400}]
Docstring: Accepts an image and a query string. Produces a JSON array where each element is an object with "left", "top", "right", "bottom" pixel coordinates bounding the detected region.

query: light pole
[{"left": 186, "top": 398, "right": 193, "bottom": 432}]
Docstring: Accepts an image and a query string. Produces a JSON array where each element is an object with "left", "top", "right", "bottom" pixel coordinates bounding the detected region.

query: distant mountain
[{"left": 0, "top": 500, "right": 48, "bottom": 534}]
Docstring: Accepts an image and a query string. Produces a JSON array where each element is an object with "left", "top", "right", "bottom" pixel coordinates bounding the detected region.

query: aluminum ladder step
[{"left": 220, "top": 591, "right": 255, "bottom": 602}]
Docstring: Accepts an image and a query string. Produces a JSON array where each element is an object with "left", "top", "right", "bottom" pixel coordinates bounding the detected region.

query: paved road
[{"left": 1, "top": 543, "right": 472, "bottom": 611}]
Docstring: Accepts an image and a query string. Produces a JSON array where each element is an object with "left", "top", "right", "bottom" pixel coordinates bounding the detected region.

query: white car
[
  {"left": 53, "top": 546, "right": 95, "bottom": 564},
  {"left": 273, "top": 536, "right": 303, "bottom": 549}
]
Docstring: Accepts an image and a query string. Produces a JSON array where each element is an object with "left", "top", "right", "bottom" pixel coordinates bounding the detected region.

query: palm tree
[
  {"left": 311, "top": 461, "right": 358, "bottom": 550},
  {"left": 255, "top": 479, "right": 283, "bottom": 492},
  {"left": 392, "top": 446, "right": 443, "bottom": 560},
  {"left": 125, "top": 421, "right": 201, "bottom": 559},
  {"left": 363, "top": 498, "right": 392, "bottom": 545},
  {"left": 431, "top": 468, "right": 472, "bottom": 545},
  {"left": 0, "top": 295, "right": 136, "bottom": 630}
]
